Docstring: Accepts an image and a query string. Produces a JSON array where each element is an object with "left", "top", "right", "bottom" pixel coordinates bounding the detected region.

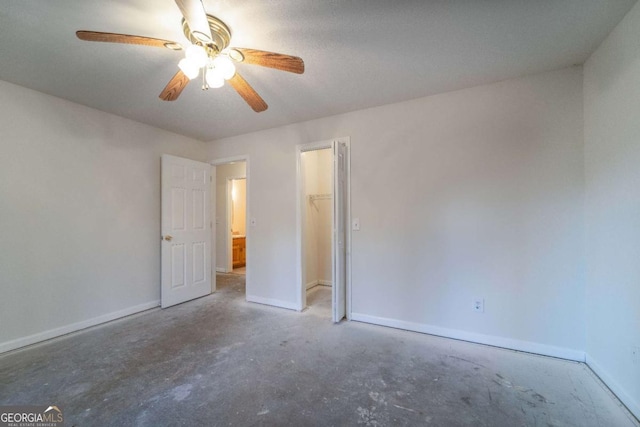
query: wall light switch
[
  {"left": 250, "top": 218, "right": 257, "bottom": 227},
  {"left": 352, "top": 218, "right": 360, "bottom": 231}
]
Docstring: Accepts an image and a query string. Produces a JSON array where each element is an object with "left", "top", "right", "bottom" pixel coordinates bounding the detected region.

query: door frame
[
  {"left": 210, "top": 155, "right": 250, "bottom": 295},
  {"left": 295, "top": 137, "right": 351, "bottom": 318}
]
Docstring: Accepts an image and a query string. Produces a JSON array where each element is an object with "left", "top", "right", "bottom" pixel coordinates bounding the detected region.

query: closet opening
[
  {"left": 297, "top": 137, "right": 350, "bottom": 323},
  {"left": 301, "top": 148, "right": 333, "bottom": 319}
]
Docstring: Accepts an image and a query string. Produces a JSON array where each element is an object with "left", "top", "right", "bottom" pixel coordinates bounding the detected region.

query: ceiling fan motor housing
[{"left": 182, "top": 14, "right": 231, "bottom": 53}]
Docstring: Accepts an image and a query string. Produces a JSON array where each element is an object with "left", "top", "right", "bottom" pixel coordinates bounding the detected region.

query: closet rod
[{"left": 308, "top": 193, "right": 332, "bottom": 201}]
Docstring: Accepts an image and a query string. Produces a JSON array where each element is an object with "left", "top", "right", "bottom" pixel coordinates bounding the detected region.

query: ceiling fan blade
[
  {"left": 232, "top": 48, "right": 305, "bottom": 74},
  {"left": 76, "top": 31, "right": 182, "bottom": 50},
  {"left": 159, "top": 70, "right": 190, "bottom": 101},
  {"left": 228, "top": 73, "right": 268, "bottom": 112},
  {"left": 174, "top": 0, "right": 212, "bottom": 43}
]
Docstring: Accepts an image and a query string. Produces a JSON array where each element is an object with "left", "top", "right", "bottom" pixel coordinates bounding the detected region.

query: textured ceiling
[{"left": 0, "top": 0, "right": 636, "bottom": 141}]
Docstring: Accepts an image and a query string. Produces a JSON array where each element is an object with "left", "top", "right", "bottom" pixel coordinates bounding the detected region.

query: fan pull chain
[{"left": 201, "top": 68, "right": 209, "bottom": 91}]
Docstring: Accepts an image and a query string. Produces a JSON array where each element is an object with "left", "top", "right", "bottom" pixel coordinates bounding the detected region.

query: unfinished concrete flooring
[{"left": 1, "top": 274, "right": 637, "bottom": 426}]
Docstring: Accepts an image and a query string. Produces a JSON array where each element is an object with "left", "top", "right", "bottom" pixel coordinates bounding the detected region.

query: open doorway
[
  {"left": 213, "top": 159, "right": 248, "bottom": 296},
  {"left": 229, "top": 178, "right": 246, "bottom": 275},
  {"left": 297, "top": 138, "right": 350, "bottom": 322}
]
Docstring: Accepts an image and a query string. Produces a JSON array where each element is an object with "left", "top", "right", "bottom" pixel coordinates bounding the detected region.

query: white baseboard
[
  {"left": 0, "top": 300, "right": 160, "bottom": 354},
  {"left": 350, "top": 312, "right": 585, "bottom": 362},
  {"left": 306, "top": 280, "right": 332, "bottom": 290},
  {"left": 246, "top": 294, "right": 299, "bottom": 311},
  {"left": 586, "top": 353, "right": 640, "bottom": 420},
  {"left": 215, "top": 267, "right": 227, "bottom": 273}
]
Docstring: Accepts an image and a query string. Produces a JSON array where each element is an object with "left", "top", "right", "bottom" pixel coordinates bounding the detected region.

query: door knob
[{"left": 164, "top": 235, "right": 173, "bottom": 241}]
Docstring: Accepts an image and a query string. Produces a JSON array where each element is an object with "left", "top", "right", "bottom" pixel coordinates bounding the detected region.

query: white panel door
[
  {"left": 332, "top": 141, "right": 348, "bottom": 322},
  {"left": 161, "top": 154, "right": 211, "bottom": 308}
]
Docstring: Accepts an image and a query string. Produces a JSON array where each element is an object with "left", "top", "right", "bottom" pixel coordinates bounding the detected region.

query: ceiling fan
[{"left": 76, "top": 0, "right": 305, "bottom": 112}]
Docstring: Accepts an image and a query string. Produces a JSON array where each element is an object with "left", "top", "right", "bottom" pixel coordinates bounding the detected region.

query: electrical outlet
[
  {"left": 473, "top": 298, "right": 484, "bottom": 313},
  {"left": 250, "top": 218, "right": 257, "bottom": 227},
  {"left": 632, "top": 346, "right": 640, "bottom": 365},
  {"left": 352, "top": 218, "right": 360, "bottom": 231}
]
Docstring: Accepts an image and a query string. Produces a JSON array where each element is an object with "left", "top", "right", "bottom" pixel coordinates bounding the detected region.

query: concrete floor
[{"left": 1, "top": 274, "right": 637, "bottom": 427}]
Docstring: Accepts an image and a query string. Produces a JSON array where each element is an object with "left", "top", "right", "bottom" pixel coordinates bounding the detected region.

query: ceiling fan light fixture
[
  {"left": 77, "top": 1, "right": 303, "bottom": 109},
  {"left": 213, "top": 55, "right": 236, "bottom": 80},
  {"left": 178, "top": 58, "right": 199, "bottom": 80},
  {"left": 186, "top": 44, "right": 208, "bottom": 68},
  {"left": 205, "top": 67, "right": 224, "bottom": 88}
]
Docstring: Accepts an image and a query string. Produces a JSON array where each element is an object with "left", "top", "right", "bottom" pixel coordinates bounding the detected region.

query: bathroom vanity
[{"left": 232, "top": 236, "right": 246, "bottom": 268}]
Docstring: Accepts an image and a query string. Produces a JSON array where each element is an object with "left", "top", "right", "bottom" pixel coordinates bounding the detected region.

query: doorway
[
  {"left": 212, "top": 157, "right": 249, "bottom": 296},
  {"left": 229, "top": 178, "right": 246, "bottom": 275},
  {"left": 301, "top": 148, "right": 333, "bottom": 317},
  {"left": 297, "top": 138, "right": 350, "bottom": 322}
]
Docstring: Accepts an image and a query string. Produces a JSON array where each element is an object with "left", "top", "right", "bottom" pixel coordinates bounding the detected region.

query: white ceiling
[{"left": 0, "top": 1, "right": 636, "bottom": 141}]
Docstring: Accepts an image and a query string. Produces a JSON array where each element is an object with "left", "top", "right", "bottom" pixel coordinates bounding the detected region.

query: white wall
[
  {"left": 584, "top": 0, "right": 640, "bottom": 418},
  {"left": 207, "top": 66, "right": 585, "bottom": 358},
  {"left": 0, "top": 80, "right": 207, "bottom": 352},
  {"left": 214, "top": 162, "right": 246, "bottom": 271},
  {"left": 232, "top": 179, "right": 247, "bottom": 236}
]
